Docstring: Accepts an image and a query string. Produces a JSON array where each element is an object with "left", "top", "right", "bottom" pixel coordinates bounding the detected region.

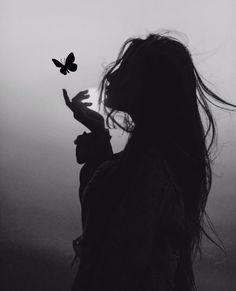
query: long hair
[{"left": 98, "top": 31, "right": 236, "bottom": 290}]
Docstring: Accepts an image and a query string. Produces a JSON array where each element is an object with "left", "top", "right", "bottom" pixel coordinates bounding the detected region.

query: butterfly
[{"left": 52, "top": 52, "right": 77, "bottom": 75}]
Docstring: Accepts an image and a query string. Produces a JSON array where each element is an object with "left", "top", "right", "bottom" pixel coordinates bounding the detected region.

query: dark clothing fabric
[{"left": 71, "top": 131, "right": 185, "bottom": 291}]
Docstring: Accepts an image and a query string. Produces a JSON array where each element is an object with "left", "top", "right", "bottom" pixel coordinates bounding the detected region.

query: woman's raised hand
[{"left": 63, "top": 89, "right": 105, "bottom": 132}]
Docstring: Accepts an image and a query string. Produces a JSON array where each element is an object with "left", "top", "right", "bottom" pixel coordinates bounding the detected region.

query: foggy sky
[{"left": 1, "top": 0, "right": 236, "bottom": 290}]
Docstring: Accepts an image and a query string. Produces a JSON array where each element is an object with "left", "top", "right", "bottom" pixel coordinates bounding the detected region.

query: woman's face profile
[{"left": 104, "top": 52, "right": 143, "bottom": 115}]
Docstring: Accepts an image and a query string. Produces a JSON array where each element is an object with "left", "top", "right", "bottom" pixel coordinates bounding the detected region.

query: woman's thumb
[{"left": 62, "top": 89, "right": 73, "bottom": 110}]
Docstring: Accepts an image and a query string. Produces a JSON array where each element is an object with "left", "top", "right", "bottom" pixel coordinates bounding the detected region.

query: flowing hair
[{"left": 97, "top": 31, "right": 236, "bottom": 290}]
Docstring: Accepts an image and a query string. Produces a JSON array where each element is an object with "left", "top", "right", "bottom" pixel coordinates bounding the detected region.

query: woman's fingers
[
  {"left": 73, "top": 90, "right": 89, "bottom": 102},
  {"left": 82, "top": 102, "right": 93, "bottom": 107},
  {"left": 63, "top": 89, "right": 92, "bottom": 113},
  {"left": 62, "top": 89, "right": 103, "bottom": 131},
  {"left": 71, "top": 90, "right": 90, "bottom": 110},
  {"left": 62, "top": 89, "right": 73, "bottom": 110}
]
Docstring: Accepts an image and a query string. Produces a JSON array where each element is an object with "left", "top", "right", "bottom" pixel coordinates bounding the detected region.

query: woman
[{"left": 63, "top": 32, "right": 235, "bottom": 290}]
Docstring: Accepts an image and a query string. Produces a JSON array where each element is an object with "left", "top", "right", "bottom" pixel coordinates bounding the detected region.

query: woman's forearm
[{"left": 75, "top": 129, "right": 113, "bottom": 200}]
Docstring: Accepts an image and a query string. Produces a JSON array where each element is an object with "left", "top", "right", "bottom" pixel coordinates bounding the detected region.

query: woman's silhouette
[{"left": 63, "top": 32, "right": 236, "bottom": 291}]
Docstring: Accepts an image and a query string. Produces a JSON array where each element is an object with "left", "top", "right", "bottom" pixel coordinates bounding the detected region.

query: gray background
[{"left": 1, "top": 0, "right": 236, "bottom": 290}]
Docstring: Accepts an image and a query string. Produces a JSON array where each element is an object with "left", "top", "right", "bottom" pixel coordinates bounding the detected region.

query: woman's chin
[
  {"left": 104, "top": 97, "right": 128, "bottom": 113},
  {"left": 104, "top": 98, "right": 116, "bottom": 109}
]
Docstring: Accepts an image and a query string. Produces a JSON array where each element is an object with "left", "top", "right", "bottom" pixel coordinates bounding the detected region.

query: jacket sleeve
[
  {"left": 72, "top": 152, "right": 185, "bottom": 291},
  {"left": 71, "top": 129, "right": 119, "bottom": 268},
  {"left": 74, "top": 129, "right": 114, "bottom": 200}
]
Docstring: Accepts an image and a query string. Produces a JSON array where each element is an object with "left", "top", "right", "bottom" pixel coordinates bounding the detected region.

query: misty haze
[{"left": 1, "top": 0, "right": 236, "bottom": 290}]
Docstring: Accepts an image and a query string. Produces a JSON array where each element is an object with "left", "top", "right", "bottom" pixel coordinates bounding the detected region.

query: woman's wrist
[{"left": 74, "top": 129, "right": 112, "bottom": 165}]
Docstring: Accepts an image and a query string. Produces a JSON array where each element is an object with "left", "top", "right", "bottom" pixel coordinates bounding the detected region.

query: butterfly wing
[
  {"left": 52, "top": 58, "right": 63, "bottom": 68},
  {"left": 68, "top": 63, "right": 77, "bottom": 72},
  {"left": 60, "top": 67, "right": 68, "bottom": 75},
  {"left": 65, "top": 52, "right": 77, "bottom": 72},
  {"left": 65, "top": 52, "right": 75, "bottom": 65}
]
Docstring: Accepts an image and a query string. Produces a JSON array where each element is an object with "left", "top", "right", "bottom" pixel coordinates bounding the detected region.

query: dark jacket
[{"left": 71, "top": 131, "right": 185, "bottom": 291}]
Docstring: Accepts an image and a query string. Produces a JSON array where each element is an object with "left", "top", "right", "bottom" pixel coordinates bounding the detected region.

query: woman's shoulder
[
  {"left": 94, "top": 150, "right": 123, "bottom": 173},
  {"left": 135, "top": 146, "right": 184, "bottom": 215},
  {"left": 140, "top": 146, "right": 185, "bottom": 236},
  {"left": 138, "top": 146, "right": 180, "bottom": 187}
]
